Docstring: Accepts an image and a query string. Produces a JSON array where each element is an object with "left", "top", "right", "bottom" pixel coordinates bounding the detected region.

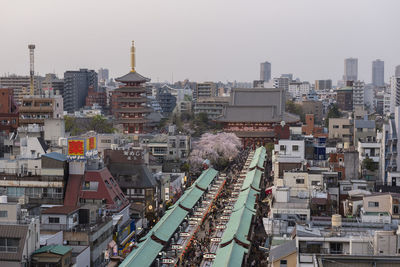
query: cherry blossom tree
[{"left": 189, "top": 132, "right": 241, "bottom": 172}]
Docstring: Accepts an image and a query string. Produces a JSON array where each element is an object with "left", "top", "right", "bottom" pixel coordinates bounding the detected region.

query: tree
[
  {"left": 64, "top": 115, "right": 115, "bottom": 135},
  {"left": 286, "top": 100, "right": 305, "bottom": 122},
  {"left": 88, "top": 115, "right": 115, "bottom": 133},
  {"left": 188, "top": 132, "right": 241, "bottom": 172},
  {"left": 362, "top": 157, "right": 377, "bottom": 172},
  {"left": 325, "top": 104, "right": 341, "bottom": 127}
]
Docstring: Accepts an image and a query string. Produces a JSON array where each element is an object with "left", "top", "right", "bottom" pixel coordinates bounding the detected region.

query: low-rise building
[
  {"left": 31, "top": 245, "right": 73, "bottom": 267},
  {"left": 328, "top": 118, "right": 353, "bottom": 145},
  {"left": 19, "top": 95, "right": 63, "bottom": 126},
  {"left": 193, "top": 96, "right": 229, "bottom": 119},
  {"left": 354, "top": 116, "right": 376, "bottom": 147}
]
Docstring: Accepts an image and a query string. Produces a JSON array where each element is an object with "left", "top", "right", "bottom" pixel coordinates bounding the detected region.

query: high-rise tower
[
  {"left": 372, "top": 59, "right": 384, "bottom": 86},
  {"left": 343, "top": 58, "right": 358, "bottom": 82},
  {"left": 260, "top": 61, "right": 271, "bottom": 82}
]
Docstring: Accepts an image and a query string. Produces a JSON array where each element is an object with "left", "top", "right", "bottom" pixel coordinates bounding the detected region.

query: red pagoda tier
[{"left": 113, "top": 41, "right": 153, "bottom": 134}]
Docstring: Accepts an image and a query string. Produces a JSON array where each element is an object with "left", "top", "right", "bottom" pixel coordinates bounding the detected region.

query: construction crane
[{"left": 28, "top": 44, "right": 35, "bottom": 95}]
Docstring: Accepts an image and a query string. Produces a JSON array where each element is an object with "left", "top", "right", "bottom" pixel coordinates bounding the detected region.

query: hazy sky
[{"left": 1, "top": 0, "right": 400, "bottom": 84}]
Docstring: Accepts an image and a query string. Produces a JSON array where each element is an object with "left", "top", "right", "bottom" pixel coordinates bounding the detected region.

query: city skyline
[{"left": 2, "top": 0, "right": 400, "bottom": 83}]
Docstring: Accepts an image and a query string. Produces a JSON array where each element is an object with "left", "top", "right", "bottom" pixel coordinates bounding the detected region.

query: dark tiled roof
[
  {"left": 115, "top": 71, "right": 150, "bottom": 83},
  {"left": 108, "top": 163, "right": 157, "bottom": 188},
  {"left": 233, "top": 131, "right": 275, "bottom": 138},
  {"left": 0, "top": 224, "right": 28, "bottom": 262},
  {"left": 42, "top": 205, "right": 79, "bottom": 215},
  {"left": 218, "top": 105, "right": 299, "bottom": 123}
]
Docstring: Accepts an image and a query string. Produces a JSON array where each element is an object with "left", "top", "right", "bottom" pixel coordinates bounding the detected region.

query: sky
[{"left": 1, "top": 0, "right": 400, "bottom": 84}]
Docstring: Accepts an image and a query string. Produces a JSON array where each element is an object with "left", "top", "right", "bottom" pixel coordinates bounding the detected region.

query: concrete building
[
  {"left": 0, "top": 88, "right": 19, "bottom": 133},
  {"left": 85, "top": 86, "right": 107, "bottom": 109},
  {"left": 156, "top": 86, "right": 177, "bottom": 115},
  {"left": 300, "top": 100, "right": 323, "bottom": 124},
  {"left": 273, "top": 77, "right": 290, "bottom": 92},
  {"left": 344, "top": 58, "right": 358, "bottom": 82},
  {"left": 260, "top": 61, "right": 271, "bottom": 82},
  {"left": 42, "top": 73, "right": 64, "bottom": 96},
  {"left": 372, "top": 59, "right": 385, "bottom": 87},
  {"left": 354, "top": 116, "right": 376, "bottom": 146},
  {"left": 194, "top": 82, "right": 217, "bottom": 100},
  {"left": 98, "top": 68, "right": 109, "bottom": 84},
  {"left": 0, "top": 152, "right": 68, "bottom": 205},
  {"left": 396, "top": 65, "right": 400, "bottom": 77},
  {"left": 270, "top": 187, "right": 310, "bottom": 222},
  {"left": 63, "top": 69, "right": 98, "bottom": 113},
  {"left": 328, "top": 118, "right": 353, "bottom": 144},
  {"left": 381, "top": 107, "right": 400, "bottom": 185},
  {"left": 288, "top": 81, "right": 311, "bottom": 100},
  {"left": 352, "top": 81, "right": 365, "bottom": 107},
  {"left": 336, "top": 87, "right": 353, "bottom": 111},
  {"left": 281, "top": 171, "right": 323, "bottom": 198},
  {"left": 193, "top": 96, "right": 229, "bottom": 119},
  {"left": 390, "top": 76, "right": 400, "bottom": 114},
  {"left": 0, "top": 75, "right": 44, "bottom": 104},
  {"left": 315, "top": 80, "right": 332, "bottom": 90},
  {"left": 19, "top": 95, "right": 63, "bottom": 126},
  {"left": 0, "top": 202, "right": 40, "bottom": 267}
]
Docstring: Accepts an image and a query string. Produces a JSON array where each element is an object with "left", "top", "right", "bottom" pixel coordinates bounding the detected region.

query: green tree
[
  {"left": 286, "top": 100, "right": 305, "bottom": 122},
  {"left": 325, "top": 104, "right": 342, "bottom": 127},
  {"left": 362, "top": 157, "right": 377, "bottom": 172},
  {"left": 88, "top": 115, "right": 115, "bottom": 133}
]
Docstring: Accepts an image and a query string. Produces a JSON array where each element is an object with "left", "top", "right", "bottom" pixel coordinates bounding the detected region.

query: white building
[
  {"left": 281, "top": 171, "right": 323, "bottom": 198},
  {"left": 270, "top": 187, "right": 310, "bottom": 222},
  {"left": 352, "top": 81, "right": 365, "bottom": 107},
  {"left": 273, "top": 140, "right": 305, "bottom": 163},
  {"left": 390, "top": 76, "right": 400, "bottom": 114},
  {"left": 288, "top": 82, "right": 311, "bottom": 100}
]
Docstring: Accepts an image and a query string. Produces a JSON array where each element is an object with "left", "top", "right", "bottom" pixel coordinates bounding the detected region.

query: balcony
[
  {"left": 19, "top": 118, "right": 45, "bottom": 124},
  {"left": 19, "top": 106, "right": 53, "bottom": 112}
]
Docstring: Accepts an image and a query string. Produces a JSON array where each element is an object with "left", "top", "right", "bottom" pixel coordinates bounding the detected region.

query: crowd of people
[{"left": 179, "top": 148, "right": 252, "bottom": 266}]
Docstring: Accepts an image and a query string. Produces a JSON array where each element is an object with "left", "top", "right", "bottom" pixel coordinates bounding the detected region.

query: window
[
  {"left": 333, "top": 125, "right": 339, "bottom": 129},
  {"left": 280, "top": 145, "right": 286, "bottom": 151},
  {"left": 343, "top": 186, "right": 352, "bottom": 191},
  {"left": 343, "top": 125, "right": 351, "bottom": 129},
  {"left": 49, "top": 217, "right": 60, "bottom": 224},
  {"left": 0, "top": 238, "right": 19, "bottom": 252},
  {"left": 330, "top": 242, "right": 343, "bottom": 254},
  {"left": 292, "top": 145, "right": 299, "bottom": 151},
  {"left": 311, "top": 181, "right": 319, "bottom": 186},
  {"left": 82, "top": 181, "right": 99, "bottom": 191},
  {"left": 280, "top": 259, "right": 287, "bottom": 266},
  {"left": 0, "top": 211, "right": 7, "bottom": 217},
  {"left": 296, "top": 179, "right": 305, "bottom": 184},
  {"left": 368, "top": 201, "right": 379, "bottom": 207}
]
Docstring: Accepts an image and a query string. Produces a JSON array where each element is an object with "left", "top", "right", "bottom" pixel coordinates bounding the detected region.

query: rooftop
[
  {"left": 269, "top": 239, "right": 296, "bottom": 262},
  {"left": 32, "top": 245, "right": 72, "bottom": 256},
  {"left": 42, "top": 205, "right": 79, "bottom": 215},
  {"left": 115, "top": 71, "right": 150, "bottom": 84}
]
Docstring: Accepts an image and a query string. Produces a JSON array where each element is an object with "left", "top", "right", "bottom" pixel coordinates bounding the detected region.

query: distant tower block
[{"left": 28, "top": 44, "right": 35, "bottom": 95}]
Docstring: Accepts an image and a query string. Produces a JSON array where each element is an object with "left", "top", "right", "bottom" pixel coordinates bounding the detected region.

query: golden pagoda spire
[{"left": 130, "top": 41, "right": 136, "bottom": 72}]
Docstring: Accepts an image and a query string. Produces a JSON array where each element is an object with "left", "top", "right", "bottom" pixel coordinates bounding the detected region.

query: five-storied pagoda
[{"left": 113, "top": 41, "right": 152, "bottom": 134}]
